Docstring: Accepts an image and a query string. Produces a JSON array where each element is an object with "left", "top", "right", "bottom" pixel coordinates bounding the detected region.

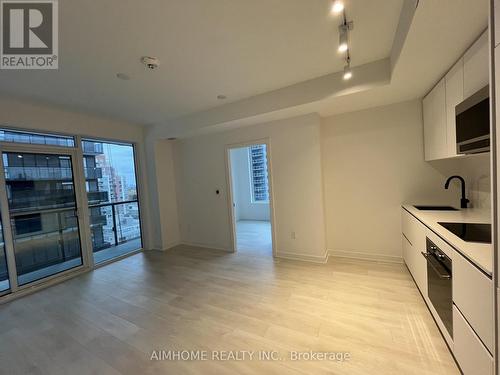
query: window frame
[
  {"left": 0, "top": 126, "right": 145, "bottom": 301},
  {"left": 248, "top": 144, "right": 270, "bottom": 204}
]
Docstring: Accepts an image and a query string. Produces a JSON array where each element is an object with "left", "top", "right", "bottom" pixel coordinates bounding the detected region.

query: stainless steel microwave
[{"left": 455, "top": 85, "right": 490, "bottom": 154}]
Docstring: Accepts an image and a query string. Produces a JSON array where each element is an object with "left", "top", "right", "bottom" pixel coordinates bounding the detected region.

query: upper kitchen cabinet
[
  {"left": 463, "top": 31, "right": 489, "bottom": 98},
  {"left": 423, "top": 79, "right": 447, "bottom": 161},
  {"left": 495, "top": 0, "right": 500, "bottom": 47},
  {"left": 423, "top": 30, "right": 489, "bottom": 161},
  {"left": 445, "top": 59, "right": 464, "bottom": 157}
]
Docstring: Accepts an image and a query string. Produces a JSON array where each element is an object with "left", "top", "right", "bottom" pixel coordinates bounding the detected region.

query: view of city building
[{"left": 83, "top": 140, "right": 141, "bottom": 263}]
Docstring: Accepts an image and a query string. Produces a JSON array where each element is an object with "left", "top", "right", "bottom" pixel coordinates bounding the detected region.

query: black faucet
[{"left": 444, "top": 175, "right": 469, "bottom": 209}]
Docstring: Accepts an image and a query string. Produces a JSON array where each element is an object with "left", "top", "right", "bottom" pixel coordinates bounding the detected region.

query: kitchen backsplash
[{"left": 459, "top": 153, "right": 491, "bottom": 210}]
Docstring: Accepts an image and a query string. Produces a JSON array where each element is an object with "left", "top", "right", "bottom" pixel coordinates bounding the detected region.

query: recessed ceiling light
[
  {"left": 116, "top": 73, "right": 131, "bottom": 80},
  {"left": 217, "top": 95, "right": 227, "bottom": 100},
  {"left": 331, "top": 1, "right": 344, "bottom": 14}
]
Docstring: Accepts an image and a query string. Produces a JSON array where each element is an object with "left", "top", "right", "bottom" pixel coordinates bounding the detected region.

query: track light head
[
  {"left": 338, "top": 25, "right": 348, "bottom": 53},
  {"left": 343, "top": 64, "right": 352, "bottom": 80},
  {"left": 331, "top": 1, "right": 344, "bottom": 14}
]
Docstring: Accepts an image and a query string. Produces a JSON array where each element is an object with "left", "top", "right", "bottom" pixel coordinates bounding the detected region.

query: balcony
[
  {"left": 9, "top": 190, "right": 76, "bottom": 211},
  {"left": 82, "top": 141, "right": 104, "bottom": 155},
  {"left": 87, "top": 191, "right": 109, "bottom": 204},
  {"left": 84, "top": 167, "right": 103, "bottom": 180},
  {"left": 89, "top": 200, "right": 141, "bottom": 263},
  {"left": 4, "top": 167, "right": 73, "bottom": 181}
]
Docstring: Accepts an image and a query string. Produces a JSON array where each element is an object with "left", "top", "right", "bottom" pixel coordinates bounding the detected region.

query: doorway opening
[{"left": 228, "top": 143, "right": 274, "bottom": 257}]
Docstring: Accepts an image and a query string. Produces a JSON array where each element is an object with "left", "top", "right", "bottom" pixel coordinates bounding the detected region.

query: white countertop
[{"left": 402, "top": 204, "right": 493, "bottom": 276}]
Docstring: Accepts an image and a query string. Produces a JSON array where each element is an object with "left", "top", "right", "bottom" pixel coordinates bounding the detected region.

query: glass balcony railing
[
  {"left": 89, "top": 200, "right": 141, "bottom": 262},
  {"left": 82, "top": 141, "right": 104, "bottom": 154},
  {"left": 87, "top": 191, "right": 109, "bottom": 204},
  {"left": 4, "top": 167, "right": 73, "bottom": 181},
  {"left": 8, "top": 190, "right": 76, "bottom": 212},
  {"left": 0, "top": 129, "right": 75, "bottom": 148},
  {"left": 11, "top": 208, "right": 82, "bottom": 285},
  {"left": 84, "top": 167, "right": 103, "bottom": 180}
]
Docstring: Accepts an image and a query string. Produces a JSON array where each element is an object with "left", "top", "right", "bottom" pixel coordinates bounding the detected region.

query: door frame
[
  {"left": 225, "top": 137, "right": 277, "bottom": 256},
  {"left": 0, "top": 142, "right": 91, "bottom": 294}
]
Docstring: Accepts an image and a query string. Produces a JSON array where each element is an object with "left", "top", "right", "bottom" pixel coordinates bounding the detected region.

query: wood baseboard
[
  {"left": 275, "top": 250, "right": 329, "bottom": 264},
  {"left": 328, "top": 249, "right": 403, "bottom": 264}
]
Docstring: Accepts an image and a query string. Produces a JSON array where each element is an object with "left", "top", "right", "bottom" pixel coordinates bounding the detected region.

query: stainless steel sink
[{"left": 414, "top": 205, "right": 459, "bottom": 211}]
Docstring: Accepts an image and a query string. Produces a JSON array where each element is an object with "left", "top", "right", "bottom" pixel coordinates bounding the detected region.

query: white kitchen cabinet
[
  {"left": 453, "top": 306, "right": 493, "bottom": 375},
  {"left": 464, "top": 31, "right": 489, "bottom": 98},
  {"left": 423, "top": 29, "right": 489, "bottom": 161},
  {"left": 453, "top": 250, "right": 494, "bottom": 352},
  {"left": 496, "top": 0, "right": 500, "bottom": 47},
  {"left": 423, "top": 79, "right": 447, "bottom": 161},
  {"left": 445, "top": 59, "right": 464, "bottom": 157},
  {"left": 401, "top": 210, "right": 427, "bottom": 294}
]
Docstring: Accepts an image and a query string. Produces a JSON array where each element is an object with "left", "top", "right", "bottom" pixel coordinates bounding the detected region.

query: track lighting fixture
[{"left": 332, "top": 3, "right": 354, "bottom": 80}]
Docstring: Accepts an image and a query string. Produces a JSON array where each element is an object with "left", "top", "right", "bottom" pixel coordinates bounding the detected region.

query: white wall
[
  {"left": 0, "top": 96, "right": 153, "bottom": 249},
  {"left": 149, "top": 98, "right": 490, "bottom": 264},
  {"left": 229, "top": 147, "right": 270, "bottom": 222},
  {"left": 321, "top": 99, "right": 490, "bottom": 262},
  {"left": 153, "top": 139, "right": 180, "bottom": 249},
  {"left": 173, "top": 114, "right": 327, "bottom": 262}
]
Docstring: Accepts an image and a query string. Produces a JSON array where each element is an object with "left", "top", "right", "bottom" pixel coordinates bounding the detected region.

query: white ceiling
[
  {"left": 317, "top": 0, "right": 489, "bottom": 118},
  {"left": 0, "top": 0, "right": 403, "bottom": 125},
  {"left": 163, "top": 0, "right": 489, "bottom": 137}
]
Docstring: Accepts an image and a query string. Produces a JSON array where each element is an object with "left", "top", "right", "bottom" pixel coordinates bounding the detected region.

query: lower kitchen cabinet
[
  {"left": 401, "top": 207, "right": 494, "bottom": 375},
  {"left": 453, "top": 306, "right": 493, "bottom": 375},
  {"left": 401, "top": 210, "right": 427, "bottom": 294},
  {"left": 453, "top": 250, "right": 494, "bottom": 352}
]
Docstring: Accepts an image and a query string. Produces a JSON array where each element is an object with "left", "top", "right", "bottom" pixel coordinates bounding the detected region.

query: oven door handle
[{"left": 421, "top": 252, "right": 451, "bottom": 279}]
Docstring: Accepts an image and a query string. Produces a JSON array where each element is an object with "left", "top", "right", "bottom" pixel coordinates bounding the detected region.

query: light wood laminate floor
[
  {"left": 0, "top": 246, "right": 459, "bottom": 374},
  {"left": 236, "top": 220, "right": 272, "bottom": 256}
]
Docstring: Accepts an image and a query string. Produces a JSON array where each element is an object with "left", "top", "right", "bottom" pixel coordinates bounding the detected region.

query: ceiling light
[
  {"left": 338, "top": 25, "right": 348, "bottom": 52},
  {"left": 331, "top": 1, "right": 344, "bottom": 14},
  {"left": 17, "top": 154, "right": 23, "bottom": 158},
  {"left": 343, "top": 64, "right": 352, "bottom": 80}
]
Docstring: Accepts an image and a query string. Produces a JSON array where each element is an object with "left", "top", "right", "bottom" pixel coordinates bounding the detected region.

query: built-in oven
[
  {"left": 422, "top": 238, "right": 453, "bottom": 338},
  {"left": 455, "top": 85, "right": 490, "bottom": 154}
]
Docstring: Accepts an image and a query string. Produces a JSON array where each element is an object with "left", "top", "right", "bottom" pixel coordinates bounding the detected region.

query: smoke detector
[{"left": 141, "top": 56, "right": 160, "bottom": 70}]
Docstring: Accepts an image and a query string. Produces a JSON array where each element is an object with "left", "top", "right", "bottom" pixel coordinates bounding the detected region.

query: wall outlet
[{"left": 291, "top": 231, "right": 296, "bottom": 240}]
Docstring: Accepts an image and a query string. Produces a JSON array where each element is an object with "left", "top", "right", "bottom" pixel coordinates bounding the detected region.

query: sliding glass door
[
  {"left": 2, "top": 150, "right": 84, "bottom": 285},
  {"left": 0, "top": 128, "right": 144, "bottom": 297},
  {"left": 0, "top": 219, "right": 9, "bottom": 293},
  {"left": 82, "top": 139, "right": 142, "bottom": 264}
]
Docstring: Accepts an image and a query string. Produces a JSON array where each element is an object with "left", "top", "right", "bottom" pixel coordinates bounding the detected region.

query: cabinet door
[
  {"left": 401, "top": 210, "right": 427, "bottom": 294},
  {"left": 453, "top": 306, "right": 493, "bottom": 375},
  {"left": 445, "top": 59, "right": 463, "bottom": 157},
  {"left": 453, "top": 251, "right": 494, "bottom": 352},
  {"left": 423, "top": 79, "right": 447, "bottom": 161},
  {"left": 464, "top": 31, "right": 489, "bottom": 98},
  {"left": 495, "top": 1, "right": 500, "bottom": 47}
]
